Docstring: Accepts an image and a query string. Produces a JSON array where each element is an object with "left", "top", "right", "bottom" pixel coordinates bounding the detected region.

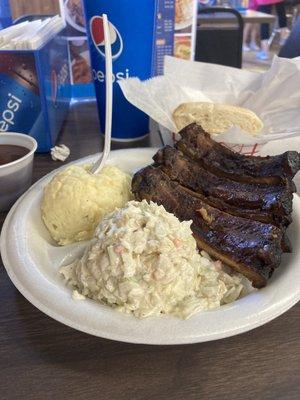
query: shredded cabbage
[{"left": 61, "top": 200, "right": 252, "bottom": 319}]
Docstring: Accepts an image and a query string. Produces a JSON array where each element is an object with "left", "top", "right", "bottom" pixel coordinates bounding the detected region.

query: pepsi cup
[{"left": 82, "top": 0, "right": 156, "bottom": 141}]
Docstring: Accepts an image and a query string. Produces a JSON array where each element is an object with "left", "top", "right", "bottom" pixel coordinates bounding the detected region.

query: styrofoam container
[{"left": 0, "top": 132, "right": 37, "bottom": 211}]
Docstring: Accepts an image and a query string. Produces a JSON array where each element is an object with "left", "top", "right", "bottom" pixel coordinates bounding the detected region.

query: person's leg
[
  {"left": 275, "top": 2, "right": 287, "bottom": 28},
  {"left": 275, "top": 2, "right": 290, "bottom": 44},
  {"left": 258, "top": 5, "right": 272, "bottom": 41},
  {"left": 250, "top": 23, "right": 260, "bottom": 50},
  {"left": 257, "top": 5, "right": 272, "bottom": 59},
  {"left": 243, "top": 23, "right": 251, "bottom": 51}
]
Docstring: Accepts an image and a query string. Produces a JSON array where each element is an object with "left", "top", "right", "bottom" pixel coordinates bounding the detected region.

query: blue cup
[{"left": 83, "top": 0, "right": 157, "bottom": 141}]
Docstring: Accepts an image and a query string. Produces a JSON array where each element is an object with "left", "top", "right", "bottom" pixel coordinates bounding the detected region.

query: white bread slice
[{"left": 173, "top": 102, "right": 263, "bottom": 136}]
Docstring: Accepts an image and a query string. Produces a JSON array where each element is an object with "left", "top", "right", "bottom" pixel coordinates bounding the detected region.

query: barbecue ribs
[
  {"left": 154, "top": 146, "right": 294, "bottom": 220},
  {"left": 132, "top": 166, "right": 283, "bottom": 288},
  {"left": 131, "top": 123, "right": 299, "bottom": 287},
  {"left": 176, "top": 123, "right": 300, "bottom": 185}
]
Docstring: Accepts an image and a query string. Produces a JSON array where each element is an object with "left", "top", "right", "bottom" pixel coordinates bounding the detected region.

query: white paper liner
[{"left": 119, "top": 55, "right": 300, "bottom": 152}]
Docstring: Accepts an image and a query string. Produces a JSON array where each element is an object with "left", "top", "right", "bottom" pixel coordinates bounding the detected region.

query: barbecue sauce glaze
[{"left": 0, "top": 145, "right": 29, "bottom": 166}]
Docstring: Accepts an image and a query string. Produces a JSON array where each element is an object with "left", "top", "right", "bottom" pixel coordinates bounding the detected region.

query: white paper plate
[{"left": 1, "top": 148, "right": 300, "bottom": 345}]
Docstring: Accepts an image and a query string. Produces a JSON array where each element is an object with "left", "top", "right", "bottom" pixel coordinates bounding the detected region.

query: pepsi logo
[{"left": 90, "top": 16, "right": 123, "bottom": 61}]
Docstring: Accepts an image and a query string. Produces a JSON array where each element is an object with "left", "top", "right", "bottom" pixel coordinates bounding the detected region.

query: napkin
[{"left": 0, "top": 16, "right": 65, "bottom": 50}]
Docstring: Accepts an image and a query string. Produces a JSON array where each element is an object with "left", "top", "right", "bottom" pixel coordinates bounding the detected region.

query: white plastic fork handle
[{"left": 90, "top": 13, "right": 113, "bottom": 175}]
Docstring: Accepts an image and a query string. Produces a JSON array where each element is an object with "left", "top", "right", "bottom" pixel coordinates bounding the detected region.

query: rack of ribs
[
  {"left": 132, "top": 123, "right": 299, "bottom": 288},
  {"left": 153, "top": 146, "right": 294, "bottom": 220},
  {"left": 176, "top": 123, "right": 300, "bottom": 185},
  {"left": 132, "top": 166, "right": 283, "bottom": 288}
]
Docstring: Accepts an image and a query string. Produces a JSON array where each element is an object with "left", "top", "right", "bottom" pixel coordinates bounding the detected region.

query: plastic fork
[{"left": 90, "top": 13, "right": 113, "bottom": 174}]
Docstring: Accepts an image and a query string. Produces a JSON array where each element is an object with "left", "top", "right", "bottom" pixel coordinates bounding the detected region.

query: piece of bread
[{"left": 173, "top": 102, "right": 263, "bottom": 136}]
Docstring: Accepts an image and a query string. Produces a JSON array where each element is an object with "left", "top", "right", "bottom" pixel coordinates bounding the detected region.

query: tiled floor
[
  {"left": 242, "top": 49, "right": 274, "bottom": 72},
  {"left": 242, "top": 41, "right": 282, "bottom": 72}
]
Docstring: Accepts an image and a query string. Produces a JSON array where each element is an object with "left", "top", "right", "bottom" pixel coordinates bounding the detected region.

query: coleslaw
[{"left": 61, "top": 200, "right": 252, "bottom": 319}]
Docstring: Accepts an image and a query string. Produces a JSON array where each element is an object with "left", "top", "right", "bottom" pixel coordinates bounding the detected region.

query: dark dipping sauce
[{"left": 0, "top": 145, "right": 30, "bottom": 166}]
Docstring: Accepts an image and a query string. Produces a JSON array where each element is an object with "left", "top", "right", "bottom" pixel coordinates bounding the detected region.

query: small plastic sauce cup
[{"left": 0, "top": 132, "right": 37, "bottom": 212}]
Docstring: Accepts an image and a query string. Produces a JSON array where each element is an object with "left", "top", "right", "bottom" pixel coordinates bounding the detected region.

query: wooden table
[
  {"left": 0, "top": 102, "right": 299, "bottom": 400},
  {"left": 242, "top": 9, "right": 276, "bottom": 24},
  {"left": 198, "top": 10, "right": 276, "bottom": 24}
]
